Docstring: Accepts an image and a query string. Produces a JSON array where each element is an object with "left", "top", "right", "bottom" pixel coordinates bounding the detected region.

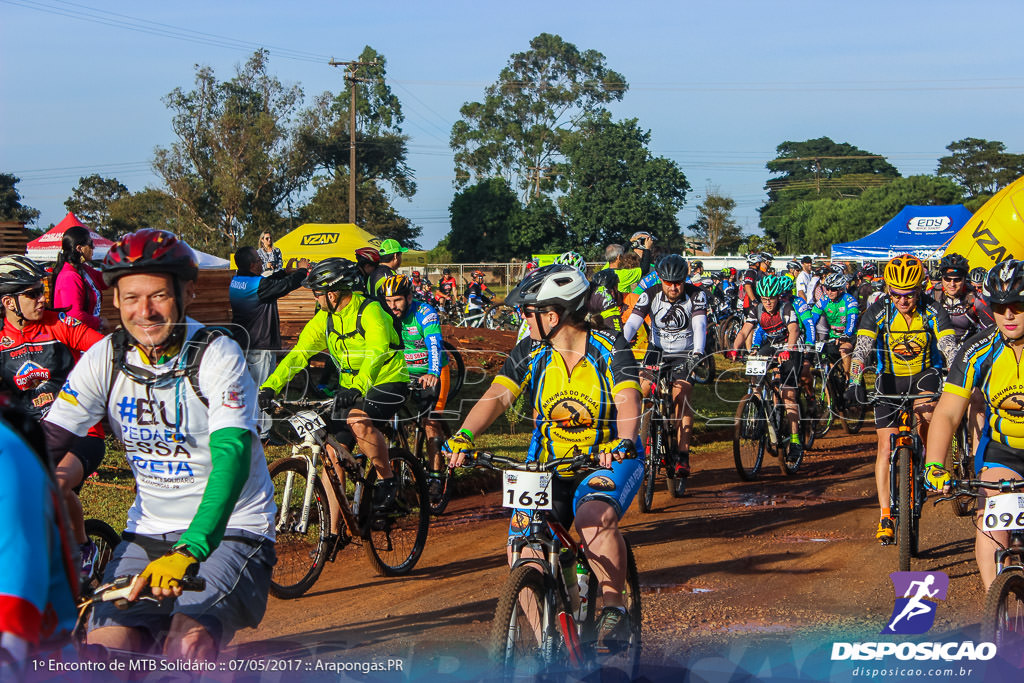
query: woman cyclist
[
  {"left": 444, "top": 264, "right": 642, "bottom": 652},
  {"left": 925, "top": 260, "right": 1024, "bottom": 590},
  {"left": 845, "top": 254, "right": 957, "bottom": 543}
]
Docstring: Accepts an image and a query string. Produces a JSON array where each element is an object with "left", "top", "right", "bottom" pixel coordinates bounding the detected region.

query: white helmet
[{"left": 506, "top": 264, "right": 589, "bottom": 313}]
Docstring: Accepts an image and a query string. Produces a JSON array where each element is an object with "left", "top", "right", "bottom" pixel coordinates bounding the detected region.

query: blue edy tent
[{"left": 830, "top": 205, "right": 972, "bottom": 261}]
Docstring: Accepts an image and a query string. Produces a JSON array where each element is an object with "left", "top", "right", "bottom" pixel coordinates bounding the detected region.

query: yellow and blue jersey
[{"left": 856, "top": 295, "right": 955, "bottom": 377}]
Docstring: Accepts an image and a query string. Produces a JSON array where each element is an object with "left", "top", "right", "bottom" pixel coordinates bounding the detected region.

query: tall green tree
[
  {"left": 108, "top": 188, "right": 182, "bottom": 237},
  {"left": 783, "top": 175, "right": 963, "bottom": 254},
  {"left": 936, "top": 137, "right": 1024, "bottom": 199},
  {"left": 296, "top": 46, "right": 420, "bottom": 245},
  {"left": 689, "top": 188, "right": 742, "bottom": 255},
  {"left": 558, "top": 113, "right": 689, "bottom": 248},
  {"left": 759, "top": 137, "right": 900, "bottom": 251},
  {"left": 153, "top": 49, "right": 306, "bottom": 252},
  {"left": 64, "top": 174, "right": 129, "bottom": 237},
  {"left": 450, "top": 33, "right": 627, "bottom": 199},
  {"left": 0, "top": 173, "right": 40, "bottom": 225},
  {"left": 446, "top": 178, "right": 518, "bottom": 261},
  {"left": 508, "top": 195, "right": 565, "bottom": 258}
]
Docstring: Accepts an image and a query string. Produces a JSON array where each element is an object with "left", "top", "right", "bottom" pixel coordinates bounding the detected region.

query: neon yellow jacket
[{"left": 262, "top": 292, "right": 408, "bottom": 395}]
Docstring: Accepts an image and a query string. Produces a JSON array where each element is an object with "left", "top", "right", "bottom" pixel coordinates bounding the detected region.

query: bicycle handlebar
[
  {"left": 92, "top": 573, "right": 206, "bottom": 604},
  {"left": 868, "top": 392, "right": 942, "bottom": 402},
  {"left": 932, "top": 478, "right": 1024, "bottom": 505},
  {"left": 460, "top": 449, "right": 628, "bottom": 472},
  {"left": 269, "top": 398, "right": 334, "bottom": 415}
]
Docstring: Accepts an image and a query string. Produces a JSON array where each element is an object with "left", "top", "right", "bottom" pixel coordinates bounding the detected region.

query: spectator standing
[
  {"left": 256, "top": 231, "right": 284, "bottom": 274},
  {"left": 230, "top": 247, "right": 309, "bottom": 441},
  {"left": 50, "top": 225, "right": 108, "bottom": 332},
  {"left": 795, "top": 256, "right": 817, "bottom": 302}
]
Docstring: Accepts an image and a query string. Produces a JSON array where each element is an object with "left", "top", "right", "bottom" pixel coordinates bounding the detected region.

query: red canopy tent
[{"left": 25, "top": 212, "right": 114, "bottom": 262}]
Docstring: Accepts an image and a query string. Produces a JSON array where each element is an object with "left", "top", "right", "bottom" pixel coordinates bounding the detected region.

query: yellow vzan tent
[
  {"left": 943, "top": 175, "right": 1024, "bottom": 269},
  {"left": 235, "top": 223, "right": 427, "bottom": 268}
]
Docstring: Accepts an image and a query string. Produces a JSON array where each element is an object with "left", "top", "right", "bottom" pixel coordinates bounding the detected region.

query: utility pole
[
  {"left": 526, "top": 166, "right": 553, "bottom": 202},
  {"left": 329, "top": 58, "right": 378, "bottom": 223}
]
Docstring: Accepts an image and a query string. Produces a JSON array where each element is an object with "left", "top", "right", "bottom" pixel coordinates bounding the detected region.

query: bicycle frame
[{"left": 876, "top": 391, "right": 939, "bottom": 523}]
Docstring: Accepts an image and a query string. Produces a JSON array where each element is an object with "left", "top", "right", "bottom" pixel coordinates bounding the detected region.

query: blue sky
[{"left": 3, "top": 0, "right": 1023, "bottom": 249}]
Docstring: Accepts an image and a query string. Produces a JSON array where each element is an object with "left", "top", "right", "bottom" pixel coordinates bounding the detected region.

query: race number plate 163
[
  {"left": 503, "top": 471, "right": 553, "bottom": 510},
  {"left": 982, "top": 493, "right": 1024, "bottom": 531}
]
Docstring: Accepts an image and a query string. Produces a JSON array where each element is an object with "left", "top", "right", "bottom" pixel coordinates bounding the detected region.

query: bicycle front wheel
[
  {"left": 982, "top": 571, "right": 1024, "bottom": 651},
  {"left": 489, "top": 565, "right": 556, "bottom": 681},
  {"left": 637, "top": 407, "right": 656, "bottom": 513},
  {"left": 416, "top": 423, "right": 453, "bottom": 516},
  {"left": 895, "top": 447, "right": 913, "bottom": 572},
  {"left": 442, "top": 340, "right": 466, "bottom": 399},
  {"left": 950, "top": 421, "right": 976, "bottom": 517},
  {"left": 733, "top": 394, "right": 765, "bottom": 481},
  {"left": 811, "top": 368, "right": 834, "bottom": 439},
  {"left": 267, "top": 458, "right": 330, "bottom": 599},
  {"left": 363, "top": 449, "right": 430, "bottom": 576}
]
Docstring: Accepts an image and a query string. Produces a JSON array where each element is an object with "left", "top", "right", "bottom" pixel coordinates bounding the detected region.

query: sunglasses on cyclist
[
  {"left": 942, "top": 276, "right": 964, "bottom": 283},
  {"left": 522, "top": 305, "right": 554, "bottom": 315},
  {"left": 18, "top": 286, "right": 46, "bottom": 300},
  {"left": 890, "top": 290, "right": 918, "bottom": 302},
  {"left": 992, "top": 301, "right": 1024, "bottom": 316},
  {"left": 311, "top": 289, "right": 327, "bottom": 298},
  {"left": 825, "top": 286, "right": 843, "bottom": 293}
]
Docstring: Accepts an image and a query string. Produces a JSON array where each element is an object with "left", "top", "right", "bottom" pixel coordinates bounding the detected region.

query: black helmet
[
  {"left": 505, "top": 264, "right": 589, "bottom": 312},
  {"left": 929, "top": 269, "right": 942, "bottom": 282},
  {"left": 691, "top": 260, "right": 704, "bottom": 270},
  {"left": 101, "top": 229, "right": 199, "bottom": 286},
  {"left": 985, "top": 260, "right": 1024, "bottom": 305},
  {"left": 302, "top": 258, "right": 363, "bottom": 292},
  {"left": 590, "top": 268, "right": 619, "bottom": 292},
  {"left": 939, "top": 253, "right": 970, "bottom": 276},
  {"left": 0, "top": 255, "right": 47, "bottom": 296},
  {"left": 655, "top": 254, "right": 689, "bottom": 282}
]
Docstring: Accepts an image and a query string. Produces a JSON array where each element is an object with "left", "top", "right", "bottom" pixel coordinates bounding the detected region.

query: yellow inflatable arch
[{"left": 943, "top": 175, "right": 1024, "bottom": 269}]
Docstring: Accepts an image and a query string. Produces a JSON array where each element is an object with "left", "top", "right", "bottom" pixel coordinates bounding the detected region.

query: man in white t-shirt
[
  {"left": 795, "top": 256, "right": 818, "bottom": 302},
  {"left": 43, "top": 229, "right": 275, "bottom": 661}
]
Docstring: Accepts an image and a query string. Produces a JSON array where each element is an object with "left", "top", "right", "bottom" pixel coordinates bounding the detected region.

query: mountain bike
[
  {"left": 389, "top": 381, "right": 456, "bottom": 516},
  {"left": 937, "top": 479, "right": 1024, "bottom": 649},
  {"left": 484, "top": 303, "right": 521, "bottom": 331},
  {"left": 732, "top": 348, "right": 811, "bottom": 480},
  {"left": 810, "top": 340, "right": 865, "bottom": 437},
  {"left": 441, "top": 339, "right": 466, "bottom": 400},
  {"left": 463, "top": 450, "right": 641, "bottom": 682},
  {"left": 639, "top": 361, "right": 693, "bottom": 499},
  {"left": 871, "top": 387, "right": 941, "bottom": 571},
  {"left": 265, "top": 398, "right": 430, "bottom": 598},
  {"left": 948, "top": 416, "right": 975, "bottom": 517}
]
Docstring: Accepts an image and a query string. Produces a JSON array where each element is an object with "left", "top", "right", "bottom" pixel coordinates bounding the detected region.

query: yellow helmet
[
  {"left": 380, "top": 274, "right": 413, "bottom": 297},
  {"left": 883, "top": 254, "right": 924, "bottom": 290}
]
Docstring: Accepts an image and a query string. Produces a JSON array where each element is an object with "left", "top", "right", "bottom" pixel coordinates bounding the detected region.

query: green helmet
[
  {"left": 755, "top": 274, "right": 785, "bottom": 298},
  {"left": 554, "top": 251, "right": 586, "bottom": 272},
  {"left": 778, "top": 274, "right": 795, "bottom": 293}
]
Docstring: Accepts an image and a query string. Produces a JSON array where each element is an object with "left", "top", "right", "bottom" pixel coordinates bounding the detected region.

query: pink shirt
[{"left": 53, "top": 262, "right": 107, "bottom": 331}]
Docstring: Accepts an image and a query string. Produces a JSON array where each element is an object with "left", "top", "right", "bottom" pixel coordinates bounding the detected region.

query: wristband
[
  {"left": 456, "top": 428, "right": 475, "bottom": 443},
  {"left": 924, "top": 462, "right": 945, "bottom": 469}
]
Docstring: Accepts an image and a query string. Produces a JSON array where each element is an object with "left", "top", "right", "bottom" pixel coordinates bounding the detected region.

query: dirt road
[{"left": 227, "top": 425, "right": 1000, "bottom": 681}]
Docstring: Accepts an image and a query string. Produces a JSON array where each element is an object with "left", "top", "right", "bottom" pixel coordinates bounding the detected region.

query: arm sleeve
[
  {"left": 691, "top": 312, "right": 707, "bottom": 354},
  {"left": 53, "top": 269, "right": 101, "bottom": 329},
  {"left": 262, "top": 313, "right": 327, "bottom": 394},
  {"left": 176, "top": 428, "right": 252, "bottom": 561},
  {"left": 256, "top": 269, "right": 307, "bottom": 303},
  {"left": 418, "top": 306, "right": 444, "bottom": 376}
]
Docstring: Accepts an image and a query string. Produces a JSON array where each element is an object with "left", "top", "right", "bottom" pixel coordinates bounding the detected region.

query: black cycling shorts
[
  {"left": 979, "top": 440, "right": 1024, "bottom": 479},
  {"left": 873, "top": 371, "right": 941, "bottom": 430},
  {"left": 643, "top": 349, "right": 698, "bottom": 384},
  {"left": 331, "top": 382, "right": 409, "bottom": 446}
]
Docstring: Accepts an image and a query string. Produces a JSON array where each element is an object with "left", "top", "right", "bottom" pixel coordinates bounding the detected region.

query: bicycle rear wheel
[
  {"left": 895, "top": 447, "right": 913, "bottom": 571},
  {"left": 268, "top": 458, "right": 330, "bottom": 599},
  {"left": 490, "top": 565, "right": 556, "bottom": 681},
  {"left": 485, "top": 304, "right": 520, "bottom": 331},
  {"left": 982, "top": 571, "right": 1024, "bottom": 653},
  {"left": 733, "top": 394, "right": 765, "bottom": 481},
  {"left": 363, "top": 449, "right": 430, "bottom": 576},
  {"left": 442, "top": 340, "right": 466, "bottom": 399}
]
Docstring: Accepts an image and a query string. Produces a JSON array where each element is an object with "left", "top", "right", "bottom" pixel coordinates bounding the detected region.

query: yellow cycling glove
[
  {"left": 443, "top": 428, "right": 474, "bottom": 455},
  {"left": 924, "top": 463, "right": 950, "bottom": 492},
  {"left": 140, "top": 548, "right": 199, "bottom": 590}
]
